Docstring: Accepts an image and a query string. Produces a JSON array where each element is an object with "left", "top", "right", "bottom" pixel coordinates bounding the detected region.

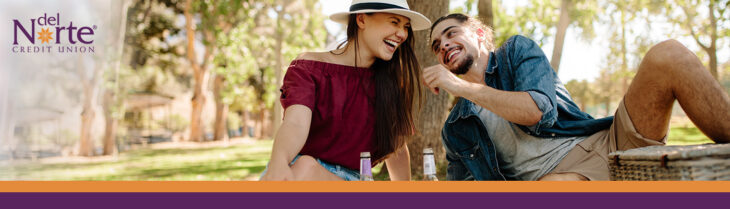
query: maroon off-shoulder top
[{"left": 279, "top": 59, "right": 375, "bottom": 170}]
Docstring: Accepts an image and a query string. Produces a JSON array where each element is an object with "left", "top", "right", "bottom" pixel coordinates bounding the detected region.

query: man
[{"left": 422, "top": 13, "right": 730, "bottom": 181}]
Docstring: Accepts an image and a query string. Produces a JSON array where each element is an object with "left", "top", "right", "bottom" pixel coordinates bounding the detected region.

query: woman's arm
[
  {"left": 260, "top": 105, "right": 312, "bottom": 181},
  {"left": 384, "top": 145, "right": 411, "bottom": 181}
]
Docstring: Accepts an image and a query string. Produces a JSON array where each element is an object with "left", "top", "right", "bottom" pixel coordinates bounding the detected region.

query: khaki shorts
[{"left": 547, "top": 99, "right": 666, "bottom": 180}]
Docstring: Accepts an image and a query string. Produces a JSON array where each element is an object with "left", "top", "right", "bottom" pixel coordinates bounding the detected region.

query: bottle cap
[
  {"left": 423, "top": 148, "right": 434, "bottom": 154},
  {"left": 360, "top": 152, "right": 371, "bottom": 158}
]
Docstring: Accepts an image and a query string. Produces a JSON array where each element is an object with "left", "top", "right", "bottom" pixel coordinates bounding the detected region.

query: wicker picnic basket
[{"left": 608, "top": 143, "right": 730, "bottom": 181}]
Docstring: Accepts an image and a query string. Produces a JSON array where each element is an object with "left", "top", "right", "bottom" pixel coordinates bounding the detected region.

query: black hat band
[{"left": 349, "top": 2, "right": 406, "bottom": 12}]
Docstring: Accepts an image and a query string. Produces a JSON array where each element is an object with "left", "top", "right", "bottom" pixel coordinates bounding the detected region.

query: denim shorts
[{"left": 261, "top": 155, "right": 361, "bottom": 181}]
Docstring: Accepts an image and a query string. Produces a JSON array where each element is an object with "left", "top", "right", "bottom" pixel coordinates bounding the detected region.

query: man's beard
[{"left": 449, "top": 54, "right": 474, "bottom": 75}]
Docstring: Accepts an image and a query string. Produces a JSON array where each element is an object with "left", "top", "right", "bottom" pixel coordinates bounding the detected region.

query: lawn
[
  {"left": 666, "top": 124, "right": 713, "bottom": 145},
  {"left": 0, "top": 124, "right": 713, "bottom": 181},
  {"left": 0, "top": 139, "right": 273, "bottom": 181}
]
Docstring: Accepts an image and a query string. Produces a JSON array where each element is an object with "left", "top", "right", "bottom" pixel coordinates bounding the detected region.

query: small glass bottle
[
  {"left": 423, "top": 148, "right": 438, "bottom": 181},
  {"left": 360, "top": 152, "right": 374, "bottom": 181}
]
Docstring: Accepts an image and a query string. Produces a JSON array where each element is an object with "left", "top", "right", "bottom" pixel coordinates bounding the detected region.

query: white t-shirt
[{"left": 476, "top": 106, "right": 586, "bottom": 180}]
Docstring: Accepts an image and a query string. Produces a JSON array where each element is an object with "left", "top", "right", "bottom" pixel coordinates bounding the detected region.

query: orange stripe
[{"left": 0, "top": 181, "right": 728, "bottom": 193}]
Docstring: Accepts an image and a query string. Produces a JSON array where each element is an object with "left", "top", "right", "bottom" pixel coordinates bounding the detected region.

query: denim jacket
[{"left": 441, "top": 35, "right": 614, "bottom": 180}]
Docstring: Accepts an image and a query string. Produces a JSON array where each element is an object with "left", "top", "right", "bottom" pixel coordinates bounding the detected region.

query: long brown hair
[{"left": 334, "top": 13, "right": 421, "bottom": 163}]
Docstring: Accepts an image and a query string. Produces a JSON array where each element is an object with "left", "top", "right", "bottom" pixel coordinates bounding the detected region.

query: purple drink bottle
[{"left": 360, "top": 152, "right": 374, "bottom": 181}]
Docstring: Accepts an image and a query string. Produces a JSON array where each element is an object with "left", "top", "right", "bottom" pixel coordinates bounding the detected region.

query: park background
[{"left": 0, "top": 0, "right": 728, "bottom": 181}]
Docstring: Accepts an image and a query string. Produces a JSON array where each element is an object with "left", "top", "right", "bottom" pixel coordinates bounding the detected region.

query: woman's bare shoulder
[{"left": 295, "top": 52, "right": 333, "bottom": 62}]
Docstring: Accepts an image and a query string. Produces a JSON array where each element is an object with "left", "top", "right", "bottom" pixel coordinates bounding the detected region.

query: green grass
[
  {"left": 0, "top": 139, "right": 273, "bottom": 181},
  {"left": 667, "top": 125, "right": 713, "bottom": 145},
  {"left": 0, "top": 124, "right": 714, "bottom": 181}
]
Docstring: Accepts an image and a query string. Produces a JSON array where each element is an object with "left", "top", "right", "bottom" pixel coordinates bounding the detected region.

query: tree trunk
[
  {"left": 680, "top": 0, "right": 719, "bottom": 80},
  {"left": 242, "top": 111, "right": 249, "bottom": 138},
  {"left": 102, "top": 91, "right": 117, "bottom": 155},
  {"left": 76, "top": 52, "right": 102, "bottom": 157},
  {"left": 550, "top": 0, "right": 571, "bottom": 72},
  {"left": 477, "top": 0, "right": 494, "bottom": 28},
  {"left": 406, "top": 0, "right": 449, "bottom": 179},
  {"left": 708, "top": 48, "right": 718, "bottom": 80},
  {"left": 184, "top": 0, "right": 210, "bottom": 142},
  {"left": 189, "top": 73, "right": 208, "bottom": 142},
  {"left": 213, "top": 74, "right": 229, "bottom": 141},
  {"left": 258, "top": 106, "right": 265, "bottom": 138},
  {"left": 78, "top": 87, "right": 96, "bottom": 157},
  {"left": 263, "top": 109, "right": 272, "bottom": 138},
  {"left": 707, "top": 0, "right": 718, "bottom": 80},
  {"left": 102, "top": 0, "right": 130, "bottom": 156}
]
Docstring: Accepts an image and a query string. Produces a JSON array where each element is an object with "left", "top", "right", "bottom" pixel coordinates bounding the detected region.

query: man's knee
[
  {"left": 650, "top": 39, "right": 689, "bottom": 55},
  {"left": 290, "top": 155, "right": 319, "bottom": 180},
  {"left": 642, "top": 39, "right": 699, "bottom": 72},
  {"left": 539, "top": 172, "right": 588, "bottom": 181}
]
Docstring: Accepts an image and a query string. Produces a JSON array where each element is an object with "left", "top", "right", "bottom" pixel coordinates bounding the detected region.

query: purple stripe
[{"left": 1, "top": 192, "right": 727, "bottom": 208}]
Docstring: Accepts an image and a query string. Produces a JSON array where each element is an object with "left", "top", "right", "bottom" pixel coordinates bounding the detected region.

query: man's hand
[{"left": 421, "top": 64, "right": 468, "bottom": 97}]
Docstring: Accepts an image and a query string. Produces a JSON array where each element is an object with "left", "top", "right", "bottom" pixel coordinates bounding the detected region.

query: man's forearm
[{"left": 457, "top": 82, "right": 542, "bottom": 126}]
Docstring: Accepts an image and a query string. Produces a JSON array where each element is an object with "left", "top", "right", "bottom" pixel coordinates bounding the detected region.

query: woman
[{"left": 260, "top": 0, "right": 431, "bottom": 181}]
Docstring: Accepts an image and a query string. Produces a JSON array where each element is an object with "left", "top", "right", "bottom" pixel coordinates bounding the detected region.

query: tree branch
[
  {"left": 680, "top": 4, "right": 710, "bottom": 51},
  {"left": 184, "top": 0, "right": 200, "bottom": 74},
  {"left": 709, "top": 0, "right": 717, "bottom": 49},
  {"left": 141, "top": 0, "right": 153, "bottom": 25}
]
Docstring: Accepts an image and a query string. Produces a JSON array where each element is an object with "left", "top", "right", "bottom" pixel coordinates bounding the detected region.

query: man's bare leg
[{"left": 624, "top": 39, "right": 730, "bottom": 143}]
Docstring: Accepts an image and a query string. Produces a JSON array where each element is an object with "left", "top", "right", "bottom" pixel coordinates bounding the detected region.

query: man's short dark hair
[{"left": 430, "top": 13, "right": 495, "bottom": 52}]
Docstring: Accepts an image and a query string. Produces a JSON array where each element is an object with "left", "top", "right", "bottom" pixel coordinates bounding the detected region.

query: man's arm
[
  {"left": 422, "top": 64, "right": 542, "bottom": 126},
  {"left": 459, "top": 82, "right": 542, "bottom": 126}
]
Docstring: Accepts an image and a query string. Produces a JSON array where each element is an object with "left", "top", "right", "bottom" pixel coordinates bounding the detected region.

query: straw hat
[{"left": 329, "top": 0, "right": 432, "bottom": 31}]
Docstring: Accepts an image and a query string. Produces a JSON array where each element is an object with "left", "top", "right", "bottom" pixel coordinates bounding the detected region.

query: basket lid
[{"left": 608, "top": 143, "right": 730, "bottom": 161}]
